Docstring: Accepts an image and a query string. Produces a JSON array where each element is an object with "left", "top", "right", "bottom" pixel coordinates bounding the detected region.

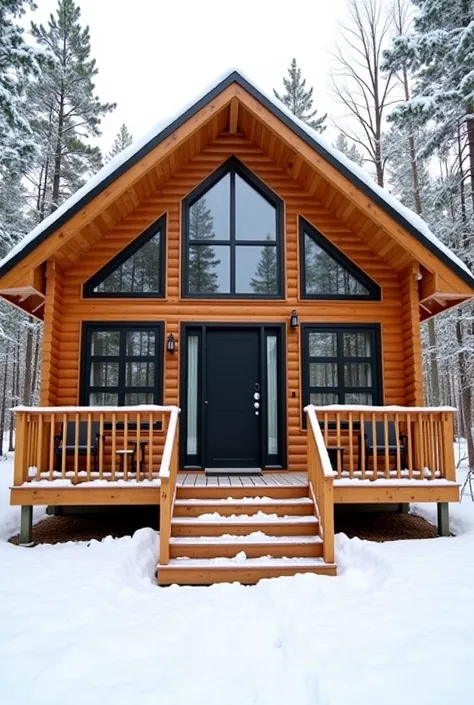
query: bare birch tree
[{"left": 332, "top": 0, "right": 397, "bottom": 187}]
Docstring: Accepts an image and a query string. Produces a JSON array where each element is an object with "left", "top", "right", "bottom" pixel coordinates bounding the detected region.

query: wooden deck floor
[{"left": 177, "top": 472, "right": 308, "bottom": 487}]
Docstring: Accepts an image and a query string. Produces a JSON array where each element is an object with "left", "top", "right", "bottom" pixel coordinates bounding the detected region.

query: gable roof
[{"left": 0, "top": 68, "right": 473, "bottom": 291}]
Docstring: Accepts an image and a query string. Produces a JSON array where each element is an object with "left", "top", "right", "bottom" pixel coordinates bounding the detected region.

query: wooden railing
[
  {"left": 158, "top": 406, "right": 180, "bottom": 565},
  {"left": 309, "top": 405, "right": 456, "bottom": 482},
  {"left": 305, "top": 405, "right": 335, "bottom": 565},
  {"left": 13, "top": 405, "right": 180, "bottom": 485}
]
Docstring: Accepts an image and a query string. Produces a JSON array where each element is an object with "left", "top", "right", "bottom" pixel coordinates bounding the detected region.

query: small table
[
  {"left": 116, "top": 449, "right": 134, "bottom": 474},
  {"left": 131, "top": 440, "right": 148, "bottom": 475},
  {"left": 327, "top": 446, "right": 344, "bottom": 472}
]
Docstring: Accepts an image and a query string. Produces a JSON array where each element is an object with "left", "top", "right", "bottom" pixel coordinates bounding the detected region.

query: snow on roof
[{"left": 1, "top": 67, "right": 472, "bottom": 284}]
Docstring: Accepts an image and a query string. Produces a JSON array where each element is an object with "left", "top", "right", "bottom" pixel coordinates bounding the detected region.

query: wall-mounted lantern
[
  {"left": 167, "top": 333, "right": 176, "bottom": 353},
  {"left": 290, "top": 310, "right": 299, "bottom": 329}
]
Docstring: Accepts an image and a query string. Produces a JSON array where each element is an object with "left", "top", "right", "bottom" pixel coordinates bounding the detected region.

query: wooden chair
[
  {"left": 54, "top": 421, "right": 103, "bottom": 473},
  {"left": 358, "top": 421, "right": 407, "bottom": 473}
]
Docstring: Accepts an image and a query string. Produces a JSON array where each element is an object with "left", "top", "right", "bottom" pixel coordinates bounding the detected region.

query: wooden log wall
[
  {"left": 40, "top": 261, "right": 64, "bottom": 406},
  {"left": 44, "top": 132, "right": 421, "bottom": 471}
]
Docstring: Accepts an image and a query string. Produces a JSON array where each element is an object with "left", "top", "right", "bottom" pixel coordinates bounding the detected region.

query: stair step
[
  {"left": 176, "top": 485, "right": 309, "bottom": 500},
  {"left": 173, "top": 497, "right": 313, "bottom": 517},
  {"left": 157, "top": 557, "right": 337, "bottom": 585},
  {"left": 169, "top": 534, "right": 323, "bottom": 559},
  {"left": 171, "top": 515, "right": 319, "bottom": 537}
]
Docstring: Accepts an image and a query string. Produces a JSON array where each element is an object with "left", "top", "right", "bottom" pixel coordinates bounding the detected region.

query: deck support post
[
  {"left": 437, "top": 502, "right": 450, "bottom": 537},
  {"left": 20, "top": 505, "right": 33, "bottom": 546}
]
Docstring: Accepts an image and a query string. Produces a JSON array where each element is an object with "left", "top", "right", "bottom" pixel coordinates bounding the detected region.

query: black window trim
[
  {"left": 83, "top": 213, "right": 167, "bottom": 298},
  {"left": 182, "top": 156, "right": 285, "bottom": 299},
  {"left": 299, "top": 216, "right": 381, "bottom": 301},
  {"left": 80, "top": 321, "right": 164, "bottom": 411},
  {"left": 301, "top": 323, "right": 383, "bottom": 428}
]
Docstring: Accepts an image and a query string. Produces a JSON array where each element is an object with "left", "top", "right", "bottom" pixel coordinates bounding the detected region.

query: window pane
[
  {"left": 93, "top": 232, "right": 161, "bottom": 294},
  {"left": 189, "top": 174, "right": 230, "bottom": 241},
  {"left": 187, "top": 336, "right": 199, "bottom": 456},
  {"left": 344, "top": 363, "right": 372, "bottom": 388},
  {"left": 91, "top": 331, "right": 120, "bottom": 356},
  {"left": 235, "top": 175, "right": 276, "bottom": 241},
  {"left": 126, "top": 331, "right": 155, "bottom": 357},
  {"left": 125, "top": 392, "right": 155, "bottom": 405},
  {"left": 343, "top": 332, "right": 372, "bottom": 357},
  {"left": 308, "top": 332, "right": 337, "bottom": 357},
  {"left": 344, "top": 392, "right": 373, "bottom": 405},
  {"left": 304, "top": 232, "right": 370, "bottom": 297},
  {"left": 236, "top": 245, "right": 278, "bottom": 295},
  {"left": 310, "top": 362, "right": 338, "bottom": 387},
  {"left": 89, "top": 392, "right": 118, "bottom": 406},
  {"left": 310, "top": 392, "right": 339, "bottom": 405},
  {"left": 126, "top": 361, "right": 154, "bottom": 387},
  {"left": 188, "top": 244, "right": 230, "bottom": 294},
  {"left": 90, "top": 362, "right": 119, "bottom": 387},
  {"left": 267, "top": 336, "right": 278, "bottom": 455}
]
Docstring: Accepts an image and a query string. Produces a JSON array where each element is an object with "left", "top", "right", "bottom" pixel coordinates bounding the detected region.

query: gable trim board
[{"left": 0, "top": 70, "right": 473, "bottom": 302}]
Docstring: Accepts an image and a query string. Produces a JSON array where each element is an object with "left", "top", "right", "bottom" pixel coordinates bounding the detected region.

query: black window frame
[
  {"left": 80, "top": 322, "right": 164, "bottom": 410},
  {"left": 301, "top": 323, "right": 382, "bottom": 427},
  {"left": 182, "top": 156, "right": 284, "bottom": 299},
  {"left": 299, "top": 217, "right": 380, "bottom": 301},
  {"left": 83, "top": 214, "right": 166, "bottom": 298}
]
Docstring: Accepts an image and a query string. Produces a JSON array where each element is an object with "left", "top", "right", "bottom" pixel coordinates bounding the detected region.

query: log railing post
[
  {"left": 441, "top": 411, "right": 455, "bottom": 482},
  {"left": 14, "top": 411, "right": 29, "bottom": 486}
]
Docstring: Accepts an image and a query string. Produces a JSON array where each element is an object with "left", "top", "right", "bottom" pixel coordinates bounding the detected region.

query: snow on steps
[
  {"left": 169, "top": 534, "right": 323, "bottom": 559},
  {"left": 171, "top": 515, "right": 319, "bottom": 537},
  {"left": 161, "top": 484, "right": 331, "bottom": 584},
  {"left": 173, "top": 497, "right": 313, "bottom": 517},
  {"left": 157, "top": 556, "right": 337, "bottom": 585},
  {"left": 176, "top": 484, "right": 308, "bottom": 500}
]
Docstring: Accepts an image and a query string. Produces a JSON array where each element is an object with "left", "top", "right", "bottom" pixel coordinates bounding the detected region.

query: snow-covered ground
[{"left": 1, "top": 449, "right": 473, "bottom": 705}]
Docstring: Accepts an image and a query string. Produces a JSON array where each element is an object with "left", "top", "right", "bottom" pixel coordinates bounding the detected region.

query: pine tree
[
  {"left": 333, "top": 134, "right": 364, "bottom": 166},
  {"left": 188, "top": 198, "right": 221, "bottom": 293},
  {"left": 107, "top": 123, "right": 133, "bottom": 162},
  {"left": 274, "top": 58, "right": 327, "bottom": 132},
  {"left": 28, "top": 0, "right": 115, "bottom": 215},
  {"left": 0, "top": 0, "right": 41, "bottom": 173},
  {"left": 250, "top": 236, "right": 277, "bottom": 294},
  {"left": 383, "top": 0, "right": 474, "bottom": 211}
]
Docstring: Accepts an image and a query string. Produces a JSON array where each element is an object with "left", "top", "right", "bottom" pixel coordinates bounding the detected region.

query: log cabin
[{"left": 1, "top": 70, "right": 473, "bottom": 585}]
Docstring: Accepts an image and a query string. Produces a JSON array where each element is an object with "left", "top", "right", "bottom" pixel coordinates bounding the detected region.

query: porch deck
[{"left": 10, "top": 404, "right": 459, "bottom": 583}]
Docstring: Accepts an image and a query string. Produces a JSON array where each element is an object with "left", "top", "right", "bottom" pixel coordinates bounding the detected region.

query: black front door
[{"left": 204, "top": 329, "right": 261, "bottom": 468}]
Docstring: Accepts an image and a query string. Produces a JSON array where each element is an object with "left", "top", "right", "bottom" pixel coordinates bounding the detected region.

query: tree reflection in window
[
  {"left": 184, "top": 158, "right": 282, "bottom": 297},
  {"left": 300, "top": 218, "right": 380, "bottom": 300},
  {"left": 84, "top": 215, "right": 165, "bottom": 297}
]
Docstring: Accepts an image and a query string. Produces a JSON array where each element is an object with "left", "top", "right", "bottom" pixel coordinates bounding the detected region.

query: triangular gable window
[
  {"left": 299, "top": 217, "right": 380, "bottom": 300},
  {"left": 84, "top": 215, "right": 166, "bottom": 298}
]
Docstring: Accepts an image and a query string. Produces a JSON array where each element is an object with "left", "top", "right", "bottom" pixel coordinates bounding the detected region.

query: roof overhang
[{"left": 0, "top": 70, "right": 473, "bottom": 320}]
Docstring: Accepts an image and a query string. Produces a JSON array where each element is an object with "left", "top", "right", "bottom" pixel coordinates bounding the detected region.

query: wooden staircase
[{"left": 157, "top": 480, "right": 337, "bottom": 585}]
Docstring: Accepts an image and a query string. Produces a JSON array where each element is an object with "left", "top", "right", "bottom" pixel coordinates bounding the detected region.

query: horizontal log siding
[
  {"left": 40, "top": 261, "right": 64, "bottom": 405},
  {"left": 400, "top": 265, "right": 424, "bottom": 406},
  {"left": 50, "top": 133, "right": 410, "bottom": 471}
]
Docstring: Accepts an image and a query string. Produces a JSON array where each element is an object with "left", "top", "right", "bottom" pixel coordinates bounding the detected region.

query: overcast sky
[{"left": 29, "top": 0, "right": 350, "bottom": 152}]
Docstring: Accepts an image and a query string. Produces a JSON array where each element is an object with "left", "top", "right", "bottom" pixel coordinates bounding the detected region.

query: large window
[
  {"left": 299, "top": 217, "right": 380, "bottom": 300},
  {"left": 301, "top": 325, "right": 382, "bottom": 414},
  {"left": 84, "top": 215, "right": 166, "bottom": 298},
  {"left": 182, "top": 158, "right": 283, "bottom": 298},
  {"left": 81, "top": 323, "right": 163, "bottom": 406}
]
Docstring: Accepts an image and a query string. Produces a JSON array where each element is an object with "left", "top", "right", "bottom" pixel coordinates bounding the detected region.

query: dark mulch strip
[
  {"left": 9, "top": 507, "right": 438, "bottom": 546},
  {"left": 9, "top": 507, "right": 159, "bottom": 546},
  {"left": 335, "top": 510, "right": 438, "bottom": 541}
]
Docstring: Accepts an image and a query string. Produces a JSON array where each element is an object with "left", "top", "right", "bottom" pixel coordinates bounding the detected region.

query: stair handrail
[
  {"left": 158, "top": 406, "right": 180, "bottom": 565},
  {"left": 304, "top": 404, "right": 336, "bottom": 565}
]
